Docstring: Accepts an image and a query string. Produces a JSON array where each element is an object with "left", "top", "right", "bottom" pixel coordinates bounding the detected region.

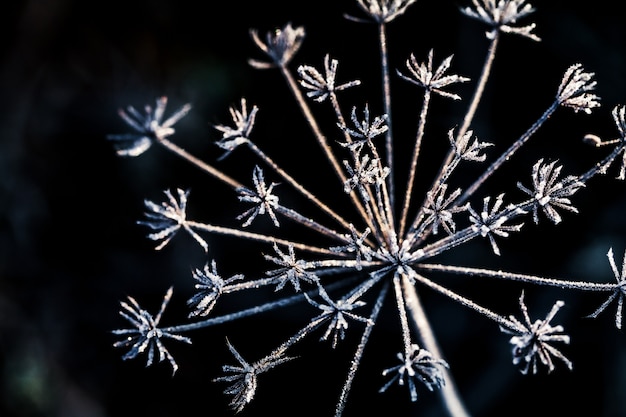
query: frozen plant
[{"left": 108, "top": 1, "right": 626, "bottom": 416}]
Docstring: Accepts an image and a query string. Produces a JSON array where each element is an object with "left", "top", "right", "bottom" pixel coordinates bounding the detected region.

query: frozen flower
[
  {"left": 468, "top": 194, "right": 525, "bottom": 256},
  {"left": 556, "top": 64, "right": 601, "bottom": 114},
  {"left": 460, "top": 0, "right": 540, "bottom": 41},
  {"left": 249, "top": 23, "right": 305, "bottom": 69},
  {"left": 343, "top": 155, "right": 389, "bottom": 202},
  {"left": 449, "top": 128, "right": 493, "bottom": 162},
  {"left": 501, "top": 292, "right": 572, "bottom": 375},
  {"left": 298, "top": 55, "right": 361, "bottom": 102},
  {"left": 329, "top": 224, "right": 373, "bottom": 270},
  {"left": 112, "top": 287, "right": 191, "bottom": 375},
  {"left": 517, "top": 159, "right": 584, "bottom": 224},
  {"left": 423, "top": 184, "right": 469, "bottom": 235},
  {"left": 379, "top": 344, "right": 448, "bottom": 402},
  {"left": 587, "top": 248, "right": 626, "bottom": 329},
  {"left": 214, "top": 98, "right": 258, "bottom": 159},
  {"left": 339, "top": 104, "right": 389, "bottom": 154},
  {"left": 215, "top": 340, "right": 293, "bottom": 413},
  {"left": 237, "top": 166, "right": 281, "bottom": 227},
  {"left": 187, "top": 260, "right": 244, "bottom": 318},
  {"left": 305, "top": 287, "right": 370, "bottom": 348},
  {"left": 264, "top": 244, "right": 319, "bottom": 292},
  {"left": 397, "top": 50, "right": 470, "bottom": 100},
  {"left": 348, "top": 0, "right": 417, "bottom": 23},
  {"left": 107, "top": 96, "right": 191, "bottom": 157},
  {"left": 107, "top": 1, "right": 625, "bottom": 415},
  {"left": 138, "top": 188, "right": 209, "bottom": 252}
]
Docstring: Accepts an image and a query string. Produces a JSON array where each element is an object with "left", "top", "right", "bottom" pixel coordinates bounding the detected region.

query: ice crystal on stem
[{"left": 108, "top": 1, "right": 626, "bottom": 416}]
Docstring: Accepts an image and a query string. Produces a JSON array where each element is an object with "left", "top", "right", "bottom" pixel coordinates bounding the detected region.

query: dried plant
[{"left": 108, "top": 1, "right": 626, "bottom": 416}]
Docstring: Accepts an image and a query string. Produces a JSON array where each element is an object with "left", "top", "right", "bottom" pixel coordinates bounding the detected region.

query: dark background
[{"left": 2, "top": 1, "right": 626, "bottom": 416}]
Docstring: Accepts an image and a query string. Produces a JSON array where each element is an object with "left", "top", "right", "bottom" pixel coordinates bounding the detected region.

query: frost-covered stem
[
  {"left": 400, "top": 89, "right": 431, "bottom": 237},
  {"left": 164, "top": 279, "right": 356, "bottom": 334},
  {"left": 271, "top": 316, "right": 328, "bottom": 357},
  {"left": 365, "top": 140, "right": 396, "bottom": 240},
  {"left": 401, "top": 277, "right": 470, "bottom": 417},
  {"left": 344, "top": 268, "right": 388, "bottom": 303},
  {"left": 579, "top": 142, "right": 626, "bottom": 183},
  {"left": 405, "top": 155, "right": 462, "bottom": 248},
  {"left": 329, "top": 92, "right": 385, "bottom": 234},
  {"left": 156, "top": 136, "right": 242, "bottom": 189},
  {"left": 458, "top": 34, "right": 499, "bottom": 142},
  {"left": 417, "top": 228, "right": 479, "bottom": 260},
  {"left": 273, "top": 205, "right": 350, "bottom": 242},
  {"left": 431, "top": 34, "right": 499, "bottom": 198},
  {"left": 410, "top": 272, "right": 516, "bottom": 331},
  {"left": 186, "top": 220, "right": 336, "bottom": 256},
  {"left": 329, "top": 92, "right": 353, "bottom": 145},
  {"left": 378, "top": 22, "right": 396, "bottom": 211},
  {"left": 417, "top": 263, "right": 617, "bottom": 291},
  {"left": 335, "top": 282, "right": 389, "bottom": 417},
  {"left": 457, "top": 101, "right": 560, "bottom": 205},
  {"left": 246, "top": 141, "right": 355, "bottom": 232},
  {"left": 351, "top": 149, "right": 394, "bottom": 247},
  {"left": 279, "top": 65, "right": 373, "bottom": 230},
  {"left": 393, "top": 275, "right": 414, "bottom": 355}
]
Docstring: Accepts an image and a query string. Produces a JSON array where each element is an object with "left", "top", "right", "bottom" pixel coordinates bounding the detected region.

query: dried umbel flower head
[
  {"left": 108, "top": 0, "right": 626, "bottom": 416},
  {"left": 501, "top": 292, "right": 572, "bottom": 375}
]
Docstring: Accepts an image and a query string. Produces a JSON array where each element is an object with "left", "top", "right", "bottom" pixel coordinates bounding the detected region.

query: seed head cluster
[{"left": 109, "top": 1, "right": 626, "bottom": 416}]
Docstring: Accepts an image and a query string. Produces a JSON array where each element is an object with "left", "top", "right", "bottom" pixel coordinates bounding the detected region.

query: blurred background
[{"left": 2, "top": 1, "right": 626, "bottom": 416}]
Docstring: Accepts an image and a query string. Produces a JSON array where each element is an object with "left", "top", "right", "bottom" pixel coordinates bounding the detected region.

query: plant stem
[{"left": 401, "top": 277, "right": 471, "bottom": 417}]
